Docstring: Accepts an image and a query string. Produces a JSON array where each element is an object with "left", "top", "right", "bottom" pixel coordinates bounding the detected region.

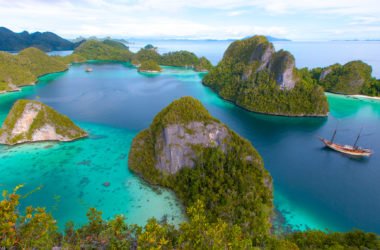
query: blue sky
[{"left": 1, "top": 0, "right": 380, "bottom": 40}]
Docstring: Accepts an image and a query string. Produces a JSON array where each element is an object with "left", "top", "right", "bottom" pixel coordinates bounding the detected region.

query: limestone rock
[
  {"left": 0, "top": 100, "right": 87, "bottom": 145},
  {"left": 155, "top": 121, "right": 229, "bottom": 174}
]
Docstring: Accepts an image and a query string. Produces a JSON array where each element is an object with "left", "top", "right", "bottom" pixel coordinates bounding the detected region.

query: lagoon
[{"left": 0, "top": 42, "right": 380, "bottom": 233}]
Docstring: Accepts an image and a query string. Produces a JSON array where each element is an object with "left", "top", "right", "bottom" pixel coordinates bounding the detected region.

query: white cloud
[{"left": 0, "top": 0, "right": 379, "bottom": 39}]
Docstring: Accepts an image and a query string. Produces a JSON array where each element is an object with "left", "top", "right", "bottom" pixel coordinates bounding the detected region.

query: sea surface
[{"left": 0, "top": 41, "right": 380, "bottom": 233}]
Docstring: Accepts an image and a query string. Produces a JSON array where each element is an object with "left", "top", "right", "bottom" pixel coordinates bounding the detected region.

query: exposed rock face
[
  {"left": 250, "top": 42, "right": 275, "bottom": 71},
  {"left": 0, "top": 100, "right": 87, "bottom": 145},
  {"left": 269, "top": 51, "right": 296, "bottom": 89},
  {"left": 155, "top": 122, "right": 229, "bottom": 174},
  {"left": 223, "top": 36, "right": 297, "bottom": 89},
  {"left": 203, "top": 36, "right": 328, "bottom": 117},
  {"left": 319, "top": 67, "right": 333, "bottom": 81}
]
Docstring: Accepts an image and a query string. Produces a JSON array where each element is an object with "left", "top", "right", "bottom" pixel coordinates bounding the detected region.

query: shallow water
[{"left": 0, "top": 63, "right": 379, "bottom": 233}]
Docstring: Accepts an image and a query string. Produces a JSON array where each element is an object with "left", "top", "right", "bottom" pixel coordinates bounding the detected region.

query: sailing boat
[{"left": 319, "top": 128, "right": 372, "bottom": 157}]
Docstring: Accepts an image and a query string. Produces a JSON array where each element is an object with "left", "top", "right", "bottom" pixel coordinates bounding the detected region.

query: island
[
  {"left": 311, "top": 60, "right": 380, "bottom": 97},
  {"left": 128, "top": 96, "right": 273, "bottom": 237},
  {"left": 203, "top": 35, "right": 329, "bottom": 117},
  {"left": 194, "top": 56, "right": 213, "bottom": 72},
  {"left": 137, "top": 60, "right": 162, "bottom": 73},
  {"left": 73, "top": 40, "right": 133, "bottom": 61},
  {"left": 0, "top": 48, "right": 68, "bottom": 93},
  {"left": 0, "top": 100, "right": 87, "bottom": 145},
  {"left": 132, "top": 46, "right": 161, "bottom": 66},
  {"left": 0, "top": 27, "right": 81, "bottom": 52}
]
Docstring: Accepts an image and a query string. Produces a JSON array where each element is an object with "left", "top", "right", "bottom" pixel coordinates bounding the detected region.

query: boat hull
[{"left": 319, "top": 138, "right": 372, "bottom": 157}]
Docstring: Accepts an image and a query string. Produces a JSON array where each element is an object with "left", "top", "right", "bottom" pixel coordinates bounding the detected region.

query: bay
[{"left": 0, "top": 40, "right": 380, "bottom": 233}]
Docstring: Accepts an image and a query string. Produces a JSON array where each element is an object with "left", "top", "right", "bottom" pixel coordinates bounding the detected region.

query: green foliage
[
  {"left": 194, "top": 56, "right": 213, "bottom": 72},
  {"left": 2, "top": 186, "right": 379, "bottom": 249},
  {"left": 150, "top": 96, "right": 217, "bottom": 136},
  {"left": 18, "top": 47, "right": 67, "bottom": 76},
  {"left": 203, "top": 36, "right": 328, "bottom": 116},
  {"left": 59, "top": 53, "right": 87, "bottom": 64},
  {"left": 160, "top": 50, "right": 199, "bottom": 67},
  {"left": 223, "top": 35, "right": 272, "bottom": 64},
  {"left": 313, "top": 60, "right": 380, "bottom": 96},
  {"left": 74, "top": 40, "right": 133, "bottom": 61},
  {"left": 138, "top": 59, "right": 162, "bottom": 72},
  {"left": 0, "top": 48, "right": 67, "bottom": 92},
  {"left": 362, "top": 78, "right": 380, "bottom": 96},
  {"left": 133, "top": 48, "right": 161, "bottom": 65},
  {"left": 285, "top": 230, "right": 380, "bottom": 250},
  {"left": 0, "top": 185, "right": 58, "bottom": 248},
  {"left": 144, "top": 44, "right": 157, "bottom": 50},
  {"left": 102, "top": 39, "right": 129, "bottom": 50},
  {"left": 312, "top": 61, "right": 380, "bottom": 95},
  {"left": 129, "top": 97, "right": 273, "bottom": 241}
]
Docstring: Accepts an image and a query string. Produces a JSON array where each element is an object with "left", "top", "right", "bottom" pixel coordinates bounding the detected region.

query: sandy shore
[{"left": 348, "top": 94, "right": 380, "bottom": 101}]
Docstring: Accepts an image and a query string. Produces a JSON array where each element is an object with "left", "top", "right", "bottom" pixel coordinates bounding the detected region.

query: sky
[{"left": 0, "top": 0, "right": 380, "bottom": 41}]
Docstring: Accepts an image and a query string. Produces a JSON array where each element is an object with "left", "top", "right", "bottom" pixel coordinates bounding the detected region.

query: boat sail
[{"left": 319, "top": 128, "right": 372, "bottom": 157}]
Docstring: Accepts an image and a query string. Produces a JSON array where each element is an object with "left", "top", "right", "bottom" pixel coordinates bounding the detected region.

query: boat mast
[
  {"left": 353, "top": 128, "right": 363, "bottom": 149},
  {"left": 331, "top": 129, "right": 337, "bottom": 142}
]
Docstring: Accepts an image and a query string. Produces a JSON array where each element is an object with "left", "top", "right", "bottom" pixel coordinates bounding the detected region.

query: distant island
[
  {"left": 203, "top": 35, "right": 329, "bottom": 117},
  {"left": 0, "top": 47, "right": 69, "bottom": 93},
  {"left": 0, "top": 100, "right": 87, "bottom": 145},
  {"left": 310, "top": 60, "right": 380, "bottom": 97},
  {"left": 0, "top": 27, "right": 81, "bottom": 52}
]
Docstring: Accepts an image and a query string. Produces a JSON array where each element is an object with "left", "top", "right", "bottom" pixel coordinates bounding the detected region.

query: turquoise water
[{"left": 0, "top": 62, "right": 380, "bottom": 233}]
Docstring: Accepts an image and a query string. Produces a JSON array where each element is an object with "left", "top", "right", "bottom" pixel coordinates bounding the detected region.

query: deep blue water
[{"left": 0, "top": 41, "right": 379, "bottom": 233}]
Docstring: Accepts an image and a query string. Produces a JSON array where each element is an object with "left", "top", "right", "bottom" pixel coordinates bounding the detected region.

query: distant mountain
[{"left": 0, "top": 27, "right": 80, "bottom": 52}]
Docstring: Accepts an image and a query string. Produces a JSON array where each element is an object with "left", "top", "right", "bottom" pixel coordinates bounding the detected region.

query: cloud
[{"left": 0, "top": 0, "right": 379, "bottom": 40}]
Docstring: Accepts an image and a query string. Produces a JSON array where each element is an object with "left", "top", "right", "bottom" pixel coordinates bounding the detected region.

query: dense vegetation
[
  {"left": 74, "top": 40, "right": 133, "bottom": 61},
  {"left": 132, "top": 46, "right": 213, "bottom": 73},
  {"left": 129, "top": 97, "right": 273, "bottom": 242},
  {"left": 0, "top": 100, "right": 87, "bottom": 145},
  {"left": 311, "top": 60, "right": 380, "bottom": 96},
  {"left": 102, "top": 39, "right": 129, "bottom": 50},
  {"left": 138, "top": 60, "right": 162, "bottom": 72},
  {"left": 58, "top": 53, "right": 87, "bottom": 64},
  {"left": 0, "top": 48, "right": 67, "bottom": 92},
  {"left": 194, "top": 56, "right": 213, "bottom": 72},
  {"left": 1, "top": 162, "right": 379, "bottom": 249},
  {"left": 160, "top": 50, "right": 199, "bottom": 67},
  {"left": 0, "top": 26, "right": 79, "bottom": 51},
  {"left": 132, "top": 48, "right": 161, "bottom": 65},
  {"left": 203, "top": 36, "right": 329, "bottom": 116}
]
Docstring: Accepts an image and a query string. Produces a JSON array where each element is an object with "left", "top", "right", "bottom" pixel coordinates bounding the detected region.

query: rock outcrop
[
  {"left": 155, "top": 122, "right": 229, "bottom": 174},
  {"left": 223, "top": 35, "right": 296, "bottom": 89},
  {"left": 129, "top": 96, "right": 234, "bottom": 175},
  {"left": 128, "top": 96, "right": 273, "bottom": 236},
  {"left": 0, "top": 100, "right": 87, "bottom": 145},
  {"left": 202, "top": 35, "right": 329, "bottom": 117}
]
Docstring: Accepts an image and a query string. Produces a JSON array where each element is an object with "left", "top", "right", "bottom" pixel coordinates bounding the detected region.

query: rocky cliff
[
  {"left": 0, "top": 100, "right": 87, "bottom": 145},
  {"left": 155, "top": 121, "right": 229, "bottom": 174},
  {"left": 203, "top": 35, "right": 329, "bottom": 117},
  {"left": 128, "top": 96, "right": 273, "bottom": 236}
]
